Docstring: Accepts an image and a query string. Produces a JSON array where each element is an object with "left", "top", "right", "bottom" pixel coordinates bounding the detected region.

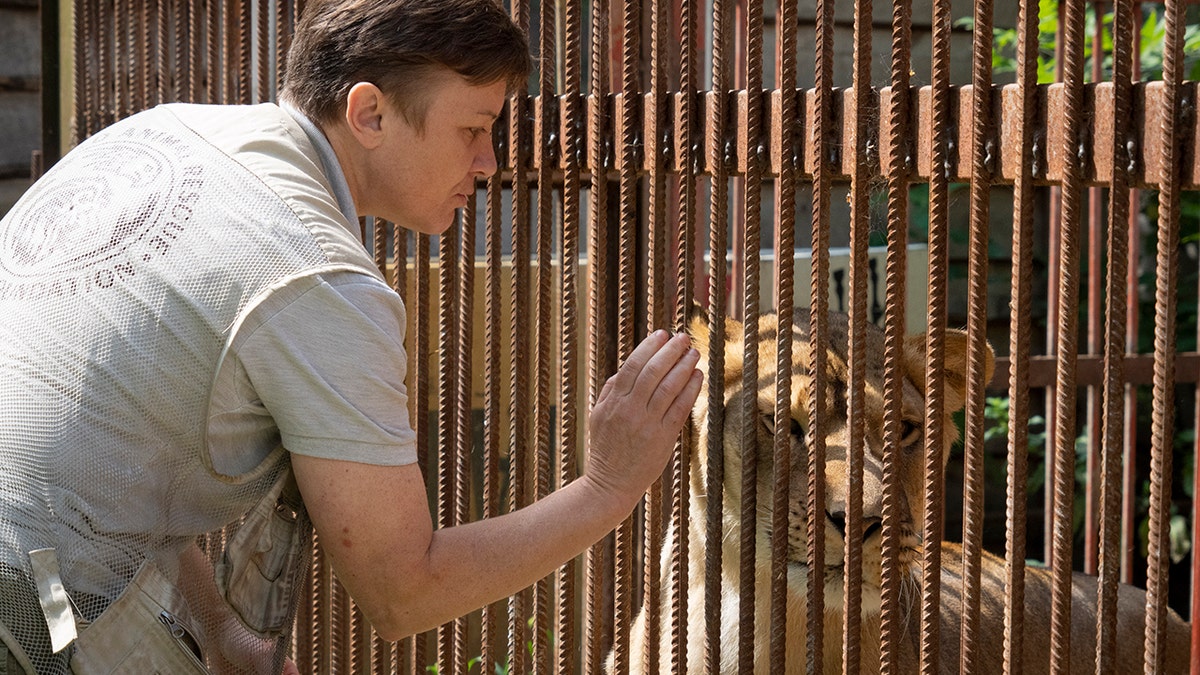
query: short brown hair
[{"left": 281, "top": 0, "right": 531, "bottom": 129}]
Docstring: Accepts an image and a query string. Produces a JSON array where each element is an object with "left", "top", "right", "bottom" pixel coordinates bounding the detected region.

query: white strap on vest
[{"left": 28, "top": 548, "right": 77, "bottom": 653}]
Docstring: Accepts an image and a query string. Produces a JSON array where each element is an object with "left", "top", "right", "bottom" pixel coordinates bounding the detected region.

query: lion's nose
[{"left": 826, "top": 511, "right": 883, "bottom": 542}]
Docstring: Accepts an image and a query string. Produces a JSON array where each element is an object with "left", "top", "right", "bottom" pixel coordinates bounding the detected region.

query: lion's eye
[
  {"left": 790, "top": 419, "right": 803, "bottom": 438},
  {"left": 900, "top": 420, "right": 922, "bottom": 447},
  {"left": 761, "top": 414, "right": 777, "bottom": 435}
]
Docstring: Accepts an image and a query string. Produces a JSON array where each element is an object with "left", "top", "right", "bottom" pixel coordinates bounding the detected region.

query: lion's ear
[
  {"left": 686, "top": 306, "right": 711, "bottom": 352},
  {"left": 904, "top": 330, "right": 995, "bottom": 413},
  {"left": 687, "top": 310, "right": 744, "bottom": 389}
]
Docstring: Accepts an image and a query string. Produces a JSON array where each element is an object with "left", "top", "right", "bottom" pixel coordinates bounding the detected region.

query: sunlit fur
[{"left": 616, "top": 308, "right": 1190, "bottom": 675}]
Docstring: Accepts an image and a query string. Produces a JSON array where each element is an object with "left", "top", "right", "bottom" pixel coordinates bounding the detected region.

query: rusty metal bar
[
  {"left": 642, "top": 0, "right": 669, "bottom": 667},
  {"left": 1122, "top": 0, "right": 1145, "bottom": 592},
  {"left": 959, "top": 0, "right": 996, "bottom": 670},
  {"left": 132, "top": 0, "right": 147, "bottom": 112},
  {"left": 479, "top": 203, "right": 503, "bottom": 675},
  {"left": 842, "top": 0, "right": 873, "bottom": 671},
  {"left": 1083, "top": 1, "right": 1106, "bottom": 580},
  {"left": 612, "top": 0, "right": 642, "bottom": 668},
  {"left": 388, "top": 223, "right": 415, "bottom": 675},
  {"left": 482, "top": 108, "right": 507, "bottom": 675},
  {"left": 185, "top": 0, "right": 199, "bottom": 103},
  {"left": 1095, "top": 0, "right": 1136, "bottom": 672},
  {"left": 918, "top": 0, "right": 953, "bottom": 672},
  {"left": 530, "top": 0, "right": 557, "bottom": 670},
  {"left": 918, "top": 12, "right": 954, "bottom": 675},
  {"left": 1145, "top": 1, "right": 1186, "bottom": 672},
  {"left": 806, "top": 0, "right": 836, "bottom": 671},
  {"left": 768, "top": 0, "right": 798, "bottom": 668},
  {"left": 877, "top": 0, "right": 912, "bottom": 671},
  {"left": 155, "top": 0, "right": 168, "bottom": 105},
  {"left": 114, "top": 0, "right": 129, "bottom": 117},
  {"left": 1048, "top": 0, "right": 1089, "bottom": 669},
  {"left": 583, "top": 0, "right": 612, "bottom": 668},
  {"left": 736, "top": 0, "right": 764, "bottom": 669},
  {"left": 703, "top": 0, "right": 732, "bottom": 671},
  {"left": 507, "top": 131, "right": 532, "bottom": 675},
  {"left": 669, "top": 0, "right": 700, "bottom": 668},
  {"left": 410, "top": 231, "right": 433, "bottom": 674},
  {"left": 536, "top": 81, "right": 1200, "bottom": 190},
  {"left": 506, "top": 3, "right": 533, "bottom": 669},
  {"left": 336, "top": 577, "right": 353, "bottom": 672},
  {"left": 205, "top": 0, "right": 219, "bottom": 103},
  {"left": 225, "top": 0, "right": 239, "bottom": 103},
  {"left": 234, "top": 0, "right": 250, "bottom": 103},
  {"left": 454, "top": 200, "right": 479, "bottom": 675},
  {"left": 255, "top": 0, "right": 268, "bottom": 103},
  {"left": 555, "top": 1, "right": 584, "bottom": 673},
  {"left": 274, "top": 0, "right": 288, "bottom": 96},
  {"left": 73, "top": 0, "right": 88, "bottom": 142},
  {"left": 435, "top": 213, "right": 461, "bottom": 675}
]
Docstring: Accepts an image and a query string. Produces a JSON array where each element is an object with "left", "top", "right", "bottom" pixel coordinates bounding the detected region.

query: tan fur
[{"left": 616, "top": 308, "right": 1190, "bottom": 674}]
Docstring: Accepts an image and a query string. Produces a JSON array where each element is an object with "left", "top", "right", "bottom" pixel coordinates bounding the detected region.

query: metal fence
[{"left": 62, "top": 0, "right": 1200, "bottom": 672}]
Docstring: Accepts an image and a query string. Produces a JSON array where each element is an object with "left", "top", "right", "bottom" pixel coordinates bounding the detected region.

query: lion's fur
[{"left": 617, "top": 308, "right": 1190, "bottom": 674}]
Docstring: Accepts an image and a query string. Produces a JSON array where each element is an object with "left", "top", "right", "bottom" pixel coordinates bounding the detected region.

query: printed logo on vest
[{"left": 0, "top": 130, "right": 205, "bottom": 299}]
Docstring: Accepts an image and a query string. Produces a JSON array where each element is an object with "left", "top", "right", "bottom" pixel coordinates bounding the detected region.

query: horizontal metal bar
[
  {"left": 991, "top": 352, "right": 1200, "bottom": 390},
  {"left": 524, "top": 81, "right": 1199, "bottom": 189}
]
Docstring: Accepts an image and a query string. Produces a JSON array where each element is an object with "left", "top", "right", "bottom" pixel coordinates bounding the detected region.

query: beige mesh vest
[{"left": 0, "top": 102, "right": 380, "bottom": 673}]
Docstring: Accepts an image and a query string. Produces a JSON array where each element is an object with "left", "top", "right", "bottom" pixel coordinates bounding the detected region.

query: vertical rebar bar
[
  {"left": 482, "top": 107, "right": 507, "bottom": 675},
  {"left": 506, "top": 0, "right": 533, "bottom": 660},
  {"left": 703, "top": 0, "right": 731, "bottom": 668},
  {"left": 806, "top": 0, "right": 836, "bottom": 671},
  {"left": 1082, "top": 0, "right": 1107, "bottom": 579},
  {"left": 769, "top": 0, "right": 798, "bottom": 667},
  {"left": 584, "top": 0, "right": 612, "bottom": 669},
  {"left": 613, "top": 0, "right": 643, "bottom": 668},
  {"left": 1002, "top": 0, "right": 1041, "bottom": 672},
  {"left": 1048, "top": 0, "right": 1088, "bottom": 670},
  {"left": 454, "top": 199, "right": 479, "bottom": 675},
  {"left": 1095, "top": 1, "right": 1135, "bottom": 672},
  {"left": 878, "top": 1, "right": 912, "bottom": 673},
  {"left": 412, "top": 233, "right": 433, "bottom": 675},
  {"left": 206, "top": 0, "right": 220, "bottom": 104},
  {"left": 436, "top": 215, "right": 461, "bottom": 675},
  {"left": 1121, "top": 5, "right": 1143, "bottom": 588},
  {"left": 531, "top": 0, "right": 558, "bottom": 670},
  {"left": 960, "top": 0, "right": 995, "bottom": 671},
  {"left": 919, "top": 0, "right": 953, "bottom": 670},
  {"left": 1144, "top": 2, "right": 1185, "bottom": 672},
  {"left": 256, "top": 0, "right": 269, "bottom": 103},
  {"left": 670, "top": 0, "right": 700, "bottom": 668},
  {"left": 74, "top": 0, "right": 89, "bottom": 141},
  {"left": 842, "top": 0, "right": 873, "bottom": 669},
  {"left": 643, "top": 0, "right": 670, "bottom": 668},
  {"left": 556, "top": 1, "right": 584, "bottom": 669},
  {"left": 736, "top": 0, "right": 764, "bottom": 670},
  {"left": 132, "top": 0, "right": 147, "bottom": 111}
]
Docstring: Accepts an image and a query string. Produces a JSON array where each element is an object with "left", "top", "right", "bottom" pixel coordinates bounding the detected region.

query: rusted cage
[{"left": 55, "top": 0, "right": 1200, "bottom": 672}]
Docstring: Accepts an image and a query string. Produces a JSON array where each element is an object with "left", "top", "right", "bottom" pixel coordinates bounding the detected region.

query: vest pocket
[{"left": 69, "top": 561, "right": 209, "bottom": 674}]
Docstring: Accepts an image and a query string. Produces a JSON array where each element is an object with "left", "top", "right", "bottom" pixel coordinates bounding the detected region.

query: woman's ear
[{"left": 343, "top": 82, "right": 387, "bottom": 150}]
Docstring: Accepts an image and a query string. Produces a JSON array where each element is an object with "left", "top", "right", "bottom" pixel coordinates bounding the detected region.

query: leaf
[{"left": 1170, "top": 514, "right": 1192, "bottom": 564}]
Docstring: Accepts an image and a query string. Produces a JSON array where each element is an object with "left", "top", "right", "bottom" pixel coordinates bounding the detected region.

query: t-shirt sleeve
[{"left": 232, "top": 270, "right": 418, "bottom": 466}]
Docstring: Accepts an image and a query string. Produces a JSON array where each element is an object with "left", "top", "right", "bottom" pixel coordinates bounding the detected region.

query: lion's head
[{"left": 687, "top": 307, "right": 993, "bottom": 614}]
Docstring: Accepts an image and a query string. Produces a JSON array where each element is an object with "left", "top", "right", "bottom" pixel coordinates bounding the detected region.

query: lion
[{"left": 617, "top": 308, "right": 1190, "bottom": 674}]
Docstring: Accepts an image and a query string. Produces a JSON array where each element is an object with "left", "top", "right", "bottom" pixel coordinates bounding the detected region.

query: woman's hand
[{"left": 584, "top": 330, "right": 702, "bottom": 505}]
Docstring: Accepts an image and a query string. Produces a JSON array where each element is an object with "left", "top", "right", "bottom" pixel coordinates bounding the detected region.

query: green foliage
[
  {"left": 427, "top": 617, "right": 553, "bottom": 675},
  {"left": 957, "top": 1, "right": 1200, "bottom": 84}
]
